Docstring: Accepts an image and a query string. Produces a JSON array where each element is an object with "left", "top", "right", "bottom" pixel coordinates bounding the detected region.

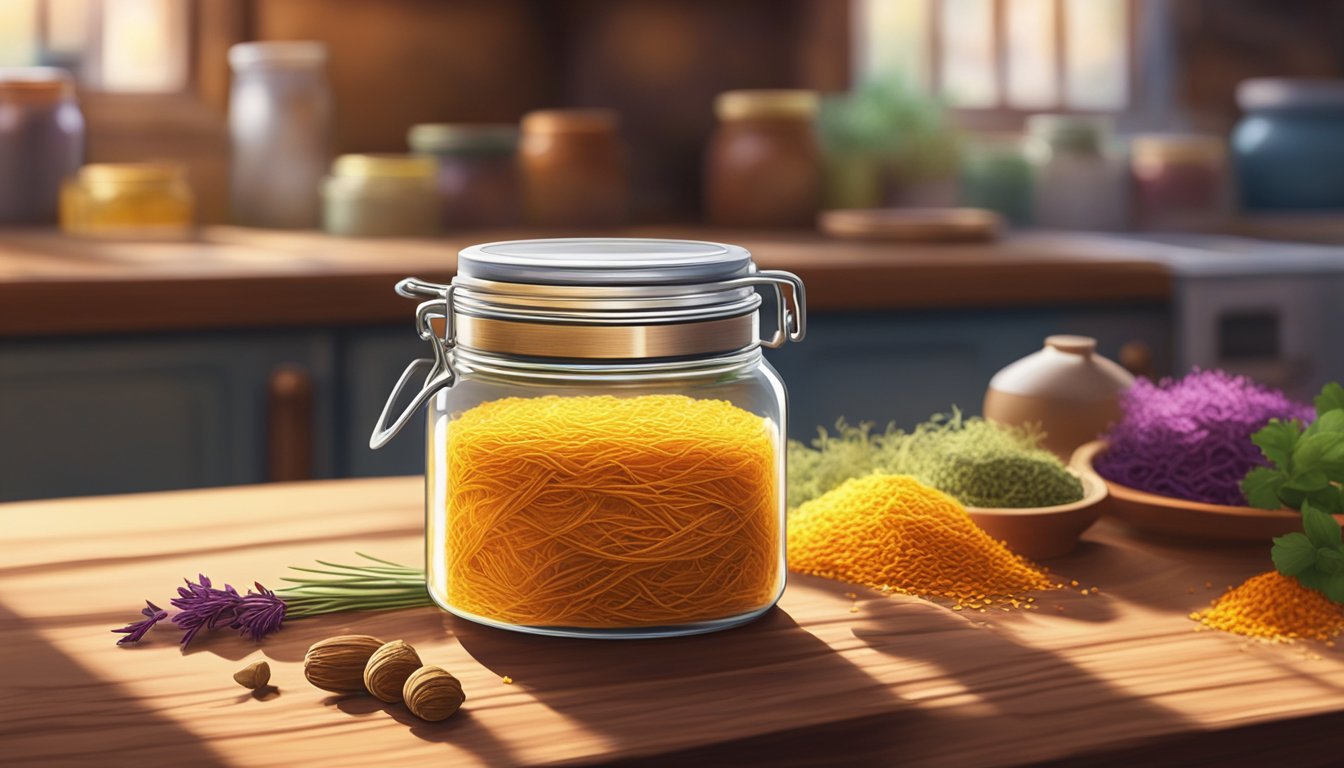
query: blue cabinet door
[
  {"left": 0, "top": 332, "right": 336, "bottom": 501},
  {"left": 339, "top": 326, "right": 428, "bottom": 478}
]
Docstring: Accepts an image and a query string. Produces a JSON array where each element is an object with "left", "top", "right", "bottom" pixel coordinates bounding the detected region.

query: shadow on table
[
  {"left": 0, "top": 602, "right": 231, "bottom": 767},
  {"left": 452, "top": 587, "right": 909, "bottom": 763}
]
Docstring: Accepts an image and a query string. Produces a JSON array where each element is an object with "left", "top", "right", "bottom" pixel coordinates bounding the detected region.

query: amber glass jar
[
  {"left": 0, "top": 68, "right": 84, "bottom": 224},
  {"left": 60, "top": 163, "right": 195, "bottom": 239},
  {"left": 519, "top": 109, "right": 628, "bottom": 227},
  {"left": 408, "top": 123, "right": 519, "bottom": 229},
  {"left": 705, "top": 90, "right": 821, "bottom": 228}
]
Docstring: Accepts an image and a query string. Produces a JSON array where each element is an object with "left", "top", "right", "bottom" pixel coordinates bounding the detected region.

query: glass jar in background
[
  {"left": 370, "top": 239, "right": 806, "bottom": 638},
  {"left": 408, "top": 123, "right": 519, "bottom": 229},
  {"left": 60, "top": 163, "right": 195, "bottom": 239},
  {"left": 958, "top": 135, "right": 1033, "bottom": 226},
  {"left": 322, "top": 154, "right": 439, "bottom": 237},
  {"left": 0, "top": 68, "right": 83, "bottom": 224},
  {"left": 705, "top": 90, "right": 820, "bottom": 228},
  {"left": 519, "top": 109, "right": 628, "bottom": 227},
  {"left": 1027, "top": 115, "right": 1127, "bottom": 231},
  {"left": 1233, "top": 78, "right": 1344, "bottom": 211},
  {"left": 229, "top": 42, "right": 332, "bottom": 228},
  {"left": 1130, "top": 134, "right": 1230, "bottom": 231}
]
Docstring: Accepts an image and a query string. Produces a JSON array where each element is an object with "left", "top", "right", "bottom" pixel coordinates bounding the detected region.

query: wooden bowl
[
  {"left": 965, "top": 446, "right": 1108, "bottom": 560},
  {"left": 1073, "top": 440, "right": 1324, "bottom": 541}
]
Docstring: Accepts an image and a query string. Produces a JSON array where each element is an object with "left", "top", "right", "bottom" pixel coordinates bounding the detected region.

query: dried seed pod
[
  {"left": 403, "top": 666, "right": 466, "bottom": 722},
  {"left": 303, "top": 634, "right": 385, "bottom": 693},
  {"left": 233, "top": 660, "right": 271, "bottom": 690},
  {"left": 363, "top": 639, "right": 422, "bottom": 703}
]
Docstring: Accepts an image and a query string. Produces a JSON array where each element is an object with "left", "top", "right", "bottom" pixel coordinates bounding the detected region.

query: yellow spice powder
[
  {"left": 786, "top": 473, "right": 1056, "bottom": 607},
  {"left": 1193, "top": 571, "right": 1344, "bottom": 643}
]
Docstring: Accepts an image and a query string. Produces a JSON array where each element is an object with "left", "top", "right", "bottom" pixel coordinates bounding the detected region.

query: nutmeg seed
[
  {"left": 403, "top": 666, "right": 466, "bottom": 722},
  {"left": 233, "top": 660, "right": 271, "bottom": 690},
  {"left": 363, "top": 640, "right": 422, "bottom": 703},
  {"left": 303, "top": 634, "right": 385, "bottom": 693}
]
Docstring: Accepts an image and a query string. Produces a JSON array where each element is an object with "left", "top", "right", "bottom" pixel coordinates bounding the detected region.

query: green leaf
[
  {"left": 1271, "top": 532, "right": 1318, "bottom": 575},
  {"left": 1279, "top": 485, "right": 1307, "bottom": 510},
  {"left": 1292, "top": 432, "right": 1344, "bottom": 477},
  {"left": 1326, "top": 573, "right": 1344, "bottom": 605},
  {"left": 1297, "top": 568, "right": 1330, "bottom": 593},
  {"left": 1305, "top": 486, "right": 1344, "bottom": 515},
  {"left": 1284, "top": 468, "right": 1331, "bottom": 492},
  {"left": 1303, "top": 501, "right": 1343, "bottom": 549},
  {"left": 1318, "top": 547, "right": 1344, "bottom": 575},
  {"left": 1307, "top": 409, "right": 1344, "bottom": 437},
  {"left": 1252, "top": 419, "right": 1300, "bottom": 469},
  {"left": 1316, "top": 382, "right": 1344, "bottom": 418},
  {"left": 1241, "top": 467, "right": 1285, "bottom": 510}
]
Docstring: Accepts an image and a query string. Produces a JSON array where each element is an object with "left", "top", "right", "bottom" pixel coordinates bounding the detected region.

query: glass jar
[
  {"left": 229, "top": 42, "right": 332, "bottom": 228},
  {"left": 0, "top": 67, "right": 84, "bottom": 224},
  {"left": 370, "top": 239, "right": 807, "bottom": 639},
  {"left": 1027, "top": 115, "right": 1127, "bottom": 231},
  {"left": 1233, "top": 78, "right": 1344, "bottom": 211},
  {"left": 408, "top": 123, "right": 519, "bottom": 229},
  {"left": 519, "top": 110, "right": 628, "bottom": 227},
  {"left": 59, "top": 163, "right": 195, "bottom": 239},
  {"left": 1130, "top": 134, "right": 1230, "bottom": 231},
  {"left": 705, "top": 90, "right": 821, "bottom": 228},
  {"left": 322, "top": 154, "right": 439, "bottom": 237},
  {"left": 958, "top": 134, "right": 1034, "bottom": 226}
]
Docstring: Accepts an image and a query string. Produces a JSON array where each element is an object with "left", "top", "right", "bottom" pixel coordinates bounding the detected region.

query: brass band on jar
[{"left": 453, "top": 313, "right": 758, "bottom": 359}]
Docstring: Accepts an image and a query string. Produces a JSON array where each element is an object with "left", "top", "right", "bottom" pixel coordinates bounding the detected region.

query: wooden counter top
[
  {"left": 0, "top": 227, "right": 1171, "bottom": 338},
  {"left": 2, "top": 477, "right": 1341, "bottom": 767}
]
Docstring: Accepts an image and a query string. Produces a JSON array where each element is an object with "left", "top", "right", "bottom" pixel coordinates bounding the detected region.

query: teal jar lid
[{"left": 408, "top": 123, "right": 518, "bottom": 155}]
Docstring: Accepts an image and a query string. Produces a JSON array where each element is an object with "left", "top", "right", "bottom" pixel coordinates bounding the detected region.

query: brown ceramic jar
[
  {"left": 705, "top": 90, "right": 821, "bottom": 228},
  {"left": 520, "top": 109, "right": 628, "bottom": 227}
]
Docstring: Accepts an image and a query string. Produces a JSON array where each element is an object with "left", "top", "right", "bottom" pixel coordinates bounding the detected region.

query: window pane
[
  {"left": 1064, "top": 0, "right": 1127, "bottom": 110},
  {"left": 45, "top": 0, "right": 96, "bottom": 53},
  {"left": 0, "top": 0, "right": 39, "bottom": 66},
  {"left": 101, "top": 0, "right": 188, "bottom": 92},
  {"left": 854, "top": 0, "right": 930, "bottom": 87},
  {"left": 1005, "top": 0, "right": 1056, "bottom": 108},
  {"left": 939, "top": 0, "right": 995, "bottom": 108}
]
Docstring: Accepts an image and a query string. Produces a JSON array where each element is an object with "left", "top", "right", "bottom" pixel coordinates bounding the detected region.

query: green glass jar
[{"left": 322, "top": 154, "right": 439, "bottom": 237}]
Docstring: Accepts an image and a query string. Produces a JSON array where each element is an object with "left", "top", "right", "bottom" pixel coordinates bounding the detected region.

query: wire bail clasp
[{"left": 369, "top": 278, "right": 456, "bottom": 449}]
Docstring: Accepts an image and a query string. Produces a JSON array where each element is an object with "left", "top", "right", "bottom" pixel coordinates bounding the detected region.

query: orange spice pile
[
  {"left": 1192, "top": 571, "right": 1344, "bottom": 643},
  {"left": 786, "top": 473, "right": 1056, "bottom": 609}
]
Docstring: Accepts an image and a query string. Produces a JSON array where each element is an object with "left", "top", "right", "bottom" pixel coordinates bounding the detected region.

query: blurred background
[{"left": 3, "top": 0, "right": 1344, "bottom": 501}]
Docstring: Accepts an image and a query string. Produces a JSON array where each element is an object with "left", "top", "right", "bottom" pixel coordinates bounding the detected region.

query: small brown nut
[
  {"left": 363, "top": 640, "right": 422, "bottom": 703},
  {"left": 303, "top": 634, "right": 384, "bottom": 693},
  {"left": 403, "top": 666, "right": 466, "bottom": 722},
  {"left": 233, "top": 660, "right": 271, "bottom": 690}
]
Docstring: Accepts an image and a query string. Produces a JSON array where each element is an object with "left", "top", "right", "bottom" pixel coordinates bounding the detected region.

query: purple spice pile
[{"left": 1094, "top": 369, "right": 1313, "bottom": 505}]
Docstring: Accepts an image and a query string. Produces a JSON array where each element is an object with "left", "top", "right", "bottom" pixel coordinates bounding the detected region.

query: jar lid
[
  {"left": 0, "top": 67, "right": 74, "bottom": 101},
  {"left": 715, "top": 90, "right": 819, "bottom": 121},
  {"left": 521, "top": 109, "right": 619, "bottom": 134},
  {"left": 1130, "top": 134, "right": 1226, "bottom": 165},
  {"left": 1026, "top": 114, "right": 1111, "bottom": 152},
  {"left": 228, "top": 41, "right": 327, "bottom": 70},
  {"left": 78, "top": 163, "right": 187, "bottom": 185},
  {"left": 1237, "top": 78, "right": 1344, "bottom": 111},
  {"left": 408, "top": 123, "right": 518, "bottom": 154},
  {"left": 331, "top": 154, "right": 437, "bottom": 179},
  {"left": 458, "top": 238, "right": 753, "bottom": 286}
]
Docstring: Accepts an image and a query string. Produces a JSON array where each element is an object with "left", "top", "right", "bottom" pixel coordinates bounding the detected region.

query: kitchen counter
[
  {"left": 3, "top": 477, "right": 1342, "bottom": 767},
  {"left": 0, "top": 227, "right": 1171, "bottom": 338}
]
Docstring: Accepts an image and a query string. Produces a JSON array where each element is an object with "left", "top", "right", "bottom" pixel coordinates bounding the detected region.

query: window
[
  {"left": 854, "top": 0, "right": 1132, "bottom": 113},
  {"left": 0, "top": 0, "right": 190, "bottom": 93}
]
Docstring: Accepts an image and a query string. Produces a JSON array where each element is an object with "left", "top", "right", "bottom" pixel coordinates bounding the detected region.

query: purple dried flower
[
  {"left": 1095, "top": 368, "right": 1313, "bottom": 505},
  {"left": 111, "top": 600, "right": 168, "bottom": 646},
  {"left": 170, "top": 574, "right": 242, "bottom": 649},
  {"left": 233, "top": 582, "right": 287, "bottom": 642}
]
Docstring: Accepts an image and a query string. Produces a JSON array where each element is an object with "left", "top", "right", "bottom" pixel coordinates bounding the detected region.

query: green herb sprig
[
  {"left": 1243, "top": 382, "right": 1344, "bottom": 602},
  {"left": 278, "top": 553, "right": 431, "bottom": 618}
]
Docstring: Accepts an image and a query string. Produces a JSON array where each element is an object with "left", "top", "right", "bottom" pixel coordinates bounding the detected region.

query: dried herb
[{"left": 110, "top": 601, "right": 168, "bottom": 645}]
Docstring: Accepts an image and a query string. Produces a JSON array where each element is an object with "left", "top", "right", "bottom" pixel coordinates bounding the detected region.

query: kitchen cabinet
[{"left": 0, "top": 332, "right": 337, "bottom": 502}]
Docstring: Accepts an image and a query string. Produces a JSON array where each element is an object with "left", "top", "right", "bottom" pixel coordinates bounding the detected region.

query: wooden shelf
[{"left": 0, "top": 227, "right": 1172, "bottom": 338}]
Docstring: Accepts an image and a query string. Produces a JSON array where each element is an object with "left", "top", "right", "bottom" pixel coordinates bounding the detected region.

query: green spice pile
[{"left": 788, "top": 412, "right": 1084, "bottom": 510}]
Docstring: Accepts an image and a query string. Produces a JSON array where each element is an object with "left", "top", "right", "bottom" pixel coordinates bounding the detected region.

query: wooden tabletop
[
  {"left": 0, "top": 227, "right": 1171, "bottom": 338},
  {"left": 2, "top": 477, "right": 1341, "bottom": 767}
]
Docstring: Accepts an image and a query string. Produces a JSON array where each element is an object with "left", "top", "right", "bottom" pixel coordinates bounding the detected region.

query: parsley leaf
[
  {"left": 1304, "top": 501, "right": 1343, "bottom": 550},
  {"left": 1252, "top": 418, "right": 1299, "bottom": 469},
  {"left": 1242, "top": 467, "right": 1285, "bottom": 510},
  {"left": 1271, "top": 532, "right": 1317, "bottom": 575},
  {"left": 1316, "top": 382, "right": 1344, "bottom": 417}
]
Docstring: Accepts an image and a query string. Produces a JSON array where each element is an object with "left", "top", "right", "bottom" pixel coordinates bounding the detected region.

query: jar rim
[
  {"left": 459, "top": 238, "right": 752, "bottom": 286},
  {"left": 229, "top": 41, "right": 327, "bottom": 70}
]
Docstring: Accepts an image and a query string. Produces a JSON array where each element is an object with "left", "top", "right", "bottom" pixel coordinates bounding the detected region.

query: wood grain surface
[
  {"left": 0, "top": 227, "right": 1171, "bottom": 338},
  {"left": 4, "top": 477, "right": 1339, "bottom": 767}
]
